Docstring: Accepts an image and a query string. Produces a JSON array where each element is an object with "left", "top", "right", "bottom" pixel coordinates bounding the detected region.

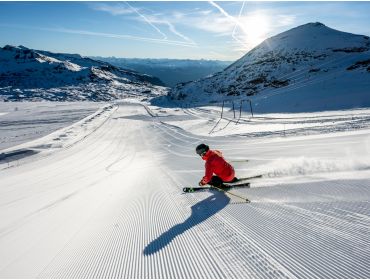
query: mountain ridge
[
  {"left": 0, "top": 45, "right": 166, "bottom": 101},
  {"left": 91, "top": 57, "right": 232, "bottom": 87},
  {"left": 168, "top": 22, "right": 370, "bottom": 112}
]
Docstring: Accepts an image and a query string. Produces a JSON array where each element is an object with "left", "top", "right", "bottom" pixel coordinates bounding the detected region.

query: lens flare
[{"left": 239, "top": 13, "right": 270, "bottom": 48}]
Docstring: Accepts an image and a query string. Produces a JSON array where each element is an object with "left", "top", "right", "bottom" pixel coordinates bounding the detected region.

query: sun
[{"left": 239, "top": 13, "right": 270, "bottom": 48}]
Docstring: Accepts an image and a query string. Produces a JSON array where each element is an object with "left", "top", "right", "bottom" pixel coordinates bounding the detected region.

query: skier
[{"left": 196, "top": 143, "right": 238, "bottom": 188}]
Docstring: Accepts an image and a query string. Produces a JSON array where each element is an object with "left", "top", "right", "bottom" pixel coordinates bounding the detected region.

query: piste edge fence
[
  {"left": 207, "top": 99, "right": 254, "bottom": 135},
  {"left": 219, "top": 99, "right": 254, "bottom": 124}
]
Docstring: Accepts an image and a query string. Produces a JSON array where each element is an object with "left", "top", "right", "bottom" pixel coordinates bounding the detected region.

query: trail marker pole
[
  {"left": 221, "top": 100, "right": 225, "bottom": 119},
  {"left": 232, "top": 101, "right": 235, "bottom": 119},
  {"left": 248, "top": 100, "right": 254, "bottom": 117},
  {"left": 236, "top": 100, "right": 243, "bottom": 124},
  {"left": 239, "top": 100, "right": 242, "bottom": 119}
]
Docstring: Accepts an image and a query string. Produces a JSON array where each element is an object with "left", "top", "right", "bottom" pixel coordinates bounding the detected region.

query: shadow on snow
[{"left": 143, "top": 191, "right": 230, "bottom": 256}]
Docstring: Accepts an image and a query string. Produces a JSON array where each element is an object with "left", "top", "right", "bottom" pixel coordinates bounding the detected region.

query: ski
[
  {"left": 230, "top": 159, "right": 249, "bottom": 163},
  {"left": 181, "top": 175, "right": 262, "bottom": 193},
  {"left": 236, "top": 174, "right": 263, "bottom": 182},
  {"left": 225, "top": 182, "right": 251, "bottom": 188},
  {"left": 182, "top": 182, "right": 250, "bottom": 193}
]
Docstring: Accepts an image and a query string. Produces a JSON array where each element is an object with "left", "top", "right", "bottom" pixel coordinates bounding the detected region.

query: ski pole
[{"left": 211, "top": 185, "right": 250, "bottom": 202}]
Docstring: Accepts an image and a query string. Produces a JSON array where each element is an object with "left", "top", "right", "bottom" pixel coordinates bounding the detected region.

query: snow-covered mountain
[
  {"left": 169, "top": 23, "right": 370, "bottom": 112},
  {"left": 0, "top": 45, "right": 166, "bottom": 101},
  {"left": 91, "top": 57, "right": 232, "bottom": 87}
]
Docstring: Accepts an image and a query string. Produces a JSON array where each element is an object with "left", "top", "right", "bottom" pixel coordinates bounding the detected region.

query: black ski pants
[{"left": 208, "top": 176, "right": 238, "bottom": 187}]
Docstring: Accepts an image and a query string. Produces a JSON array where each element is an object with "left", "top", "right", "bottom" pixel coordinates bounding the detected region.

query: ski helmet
[{"left": 196, "top": 144, "right": 209, "bottom": 156}]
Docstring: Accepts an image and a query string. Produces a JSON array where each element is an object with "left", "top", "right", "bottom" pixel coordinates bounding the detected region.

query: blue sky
[{"left": 0, "top": 1, "right": 370, "bottom": 60}]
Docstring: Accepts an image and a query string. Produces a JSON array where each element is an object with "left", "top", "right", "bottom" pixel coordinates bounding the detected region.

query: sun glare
[{"left": 239, "top": 14, "right": 269, "bottom": 48}]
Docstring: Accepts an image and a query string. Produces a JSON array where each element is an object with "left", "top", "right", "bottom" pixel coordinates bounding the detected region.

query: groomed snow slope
[
  {"left": 0, "top": 102, "right": 370, "bottom": 278},
  {"left": 0, "top": 102, "right": 105, "bottom": 150}
]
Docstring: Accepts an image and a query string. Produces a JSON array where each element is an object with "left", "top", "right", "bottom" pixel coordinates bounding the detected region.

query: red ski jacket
[{"left": 200, "top": 150, "right": 235, "bottom": 185}]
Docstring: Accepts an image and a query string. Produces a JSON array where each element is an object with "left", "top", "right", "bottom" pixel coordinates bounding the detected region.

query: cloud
[
  {"left": 125, "top": 1, "right": 168, "bottom": 40},
  {"left": 276, "top": 14, "right": 296, "bottom": 27},
  {"left": 0, "top": 23, "right": 197, "bottom": 48},
  {"left": 87, "top": 2, "right": 300, "bottom": 58},
  {"left": 191, "top": 15, "right": 236, "bottom": 35},
  {"left": 184, "top": 3, "right": 298, "bottom": 50},
  {"left": 166, "top": 21, "right": 195, "bottom": 44},
  {"left": 90, "top": 2, "right": 196, "bottom": 46},
  {"left": 136, "top": 13, "right": 195, "bottom": 44},
  {"left": 88, "top": 1, "right": 300, "bottom": 59},
  {"left": 59, "top": 27, "right": 195, "bottom": 47},
  {"left": 90, "top": 3, "right": 134, "bottom": 16},
  {"left": 124, "top": 4, "right": 197, "bottom": 45}
]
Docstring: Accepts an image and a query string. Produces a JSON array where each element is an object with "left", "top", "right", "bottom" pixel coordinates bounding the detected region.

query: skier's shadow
[{"left": 143, "top": 191, "right": 230, "bottom": 255}]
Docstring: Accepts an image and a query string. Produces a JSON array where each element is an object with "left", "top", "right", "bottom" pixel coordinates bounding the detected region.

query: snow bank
[{"left": 0, "top": 103, "right": 117, "bottom": 170}]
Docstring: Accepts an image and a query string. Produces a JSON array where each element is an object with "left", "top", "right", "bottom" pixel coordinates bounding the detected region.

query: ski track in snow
[{"left": 0, "top": 102, "right": 370, "bottom": 278}]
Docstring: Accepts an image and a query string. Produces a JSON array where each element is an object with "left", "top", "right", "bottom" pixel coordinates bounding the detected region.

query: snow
[
  {"left": 0, "top": 102, "right": 106, "bottom": 150},
  {"left": 0, "top": 102, "right": 116, "bottom": 170},
  {"left": 152, "top": 104, "right": 370, "bottom": 138},
  {"left": 249, "top": 22, "right": 368, "bottom": 55},
  {"left": 169, "top": 22, "right": 370, "bottom": 112},
  {"left": 0, "top": 45, "right": 167, "bottom": 102},
  {"left": 0, "top": 100, "right": 370, "bottom": 278},
  {"left": 1, "top": 22, "right": 370, "bottom": 279}
]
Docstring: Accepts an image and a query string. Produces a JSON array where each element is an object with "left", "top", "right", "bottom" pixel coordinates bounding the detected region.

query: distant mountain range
[
  {"left": 91, "top": 57, "right": 232, "bottom": 87},
  {"left": 0, "top": 45, "right": 166, "bottom": 101},
  {"left": 2, "top": 22, "right": 369, "bottom": 111},
  {"left": 169, "top": 22, "right": 370, "bottom": 112}
]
